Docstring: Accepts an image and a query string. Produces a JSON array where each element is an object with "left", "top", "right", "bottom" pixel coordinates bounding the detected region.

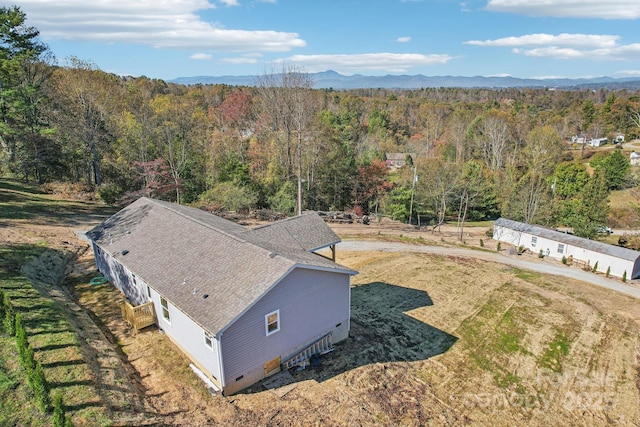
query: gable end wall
[{"left": 220, "top": 267, "right": 350, "bottom": 395}]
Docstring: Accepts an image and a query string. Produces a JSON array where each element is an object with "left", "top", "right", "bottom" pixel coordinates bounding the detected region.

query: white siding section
[
  {"left": 147, "top": 287, "right": 223, "bottom": 387},
  {"left": 493, "top": 223, "right": 640, "bottom": 279}
]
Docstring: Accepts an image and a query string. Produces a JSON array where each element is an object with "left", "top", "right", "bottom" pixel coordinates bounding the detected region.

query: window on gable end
[
  {"left": 204, "top": 331, "right": 213, "bottom": 349},
  {"left": 265, "top": 310, "right": 280, "bottom": 336}
]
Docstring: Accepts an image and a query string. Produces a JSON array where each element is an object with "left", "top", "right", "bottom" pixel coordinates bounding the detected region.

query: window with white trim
[
  {"left": 557, "top": 243, "right": 565, "bottom": 254},
  {"left": 204, "top": 331, "right": 213, "bottom": 349},
  {"left": 160, "top": 297, "right": 171, "bottom": 323},
  {"left": 531, "top": 236, "right": 537, "bottom": 247},
  {"left": 265, "top": 309, "right": 280, "bottom": 336}
]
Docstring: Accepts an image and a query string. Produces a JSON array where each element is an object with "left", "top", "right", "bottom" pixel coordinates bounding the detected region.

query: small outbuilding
[
  {"left": 87, "top": 197, "right": 357, "bottom": 395},
  {"left": 493, "top": 218, "right": 640, "bottom": 280}
]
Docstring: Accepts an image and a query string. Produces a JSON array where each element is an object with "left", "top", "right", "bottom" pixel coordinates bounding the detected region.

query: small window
[
  {"left": 265, "top": 309, "right": 280, "bottom": 336},
  {"left": 160, "top": 297, "right": 171, "bottom": 323},
  {"left": 531, "top": 236, "right": 537, "bottom": 247},
  {"left": 557, "top": 243, "right": 565, "bottom": 254},
  {"left": 132, "top": 274, "right": 137, "bottom": 286},
  {"left": 147, "top": 285, "right": 151, "bottom": 299},
  {"left": 204, "top": 331, "right": 213, "bottom": 349}
]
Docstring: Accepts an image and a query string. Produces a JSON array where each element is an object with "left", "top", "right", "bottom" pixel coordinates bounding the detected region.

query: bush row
[{"left": 0, "top": 289, "right": 72, "bottom": 426}]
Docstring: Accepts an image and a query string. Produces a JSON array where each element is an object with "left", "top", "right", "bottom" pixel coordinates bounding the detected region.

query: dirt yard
[{"left": 3, "top": 185, "right": 640, "bottom": 426}]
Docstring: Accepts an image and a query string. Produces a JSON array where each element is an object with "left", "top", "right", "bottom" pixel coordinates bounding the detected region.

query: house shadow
[
  {"left": 245, "top": 281, "right": 458, "bottom": 394},
  {"left": 343, "top": 281, "right": 457, "bottom": 368}
]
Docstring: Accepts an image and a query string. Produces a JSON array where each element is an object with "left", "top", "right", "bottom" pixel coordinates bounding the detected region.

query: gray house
[
  {"left": 87, "top": 197, "right": 357, "bottom": 395},
  {"left": 493, "top": 218, "right": 640, "bottom": 279}
]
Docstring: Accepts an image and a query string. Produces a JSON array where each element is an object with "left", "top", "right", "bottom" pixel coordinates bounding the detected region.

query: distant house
[
  {"left": 385, "top": 153, "right": 414, "bottom": 170},
  {"left": 589, "top": 137, "right": 608, "bottom": 147},
  {"left": 631, "top": 152, "right": 640, "bottom": 167},
  {"left": 493, "top": 218, "right": 640, "bottom": 280},
  {"left": 614, "top": 133, "right": 625, "bottom": 143},
  {"left": 87, "top": 197, "right": 357, "bottom": 395},
  {"left": 571, "top": 134, "right": 587, "bottom": 144}
]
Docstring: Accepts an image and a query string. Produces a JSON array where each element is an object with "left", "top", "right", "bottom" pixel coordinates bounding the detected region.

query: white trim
[
  {"left": 160, "top": 297, "right": 171, "bottom": 325},
  {"left": 204, "top": 330, "right": 214, "bottom": 350},
  {"left": 265, "top": 309, "right": 280, "bottom": 336}
]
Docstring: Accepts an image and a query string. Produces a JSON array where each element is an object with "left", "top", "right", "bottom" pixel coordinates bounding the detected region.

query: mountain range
[{"left": 170, "top": 70, "right": 640, "bottom": 90}]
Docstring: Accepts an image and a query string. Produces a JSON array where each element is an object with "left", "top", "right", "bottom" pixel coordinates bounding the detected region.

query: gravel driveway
[{"left": 339, "top": 240, "right": 640, "bottom": 299}]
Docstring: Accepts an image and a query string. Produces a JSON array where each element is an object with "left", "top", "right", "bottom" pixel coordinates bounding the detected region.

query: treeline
[{"left": 1, "top": 6, "right": 640, "bottom": 238}]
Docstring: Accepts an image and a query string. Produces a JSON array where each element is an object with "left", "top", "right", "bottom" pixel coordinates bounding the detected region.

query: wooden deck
[{"left": 121, "top": 300, "right": 156, "bottom": 334}]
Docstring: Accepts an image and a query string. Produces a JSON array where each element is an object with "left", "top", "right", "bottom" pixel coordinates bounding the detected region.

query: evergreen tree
[{"left": 568, "top": 169, "right": 610, "bottom": 239}]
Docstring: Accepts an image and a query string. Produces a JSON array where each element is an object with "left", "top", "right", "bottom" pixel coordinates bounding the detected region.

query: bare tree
[
  {"left": 256, "top": 64, "right": 318, "bottom": 215},
  {"left": 471, "top": 111, "right": 512, "bottom": 171}
]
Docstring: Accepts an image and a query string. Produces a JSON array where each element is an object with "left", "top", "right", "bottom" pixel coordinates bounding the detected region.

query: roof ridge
[{"left": 146, "top": 197, "right": 249, "bottom": 244}]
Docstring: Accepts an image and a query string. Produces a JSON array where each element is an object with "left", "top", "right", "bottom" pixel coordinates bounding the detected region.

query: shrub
[
  {"left": 3, "top": 293, "right": 15, "bottom": 336},
  {"left": 199, "top": 182, "right": 258, "bottom": 213},
  {"left": 592, "top": 261, "right": 599, "bottom": 273},
  {"left": 562, "top": 255, "right": 567, "bottom": 265},
  {"left": 52, "top": 393, "right": 71, "bottom": 427},
  {"left": 485, "top": 228, "right": 494, "bottom": 238},
  {"left": 0, "top": 289, "right": 4, "bottom": 332},
  {"left": 539, "top": 249, "right": 544, "bottom": 258},
  {"left": 496, "top": 242, "right": 501, "bottom": 252},
  {"left": 606, "top": 266, "right": 611, "bottom": 278},
  {"left": 31, "top": 361, "right": 51, "bottom": 412},
  {"left": 15, "top": 314, "right": 29, "bottom": 364},
  {"left": 97, "top": 183, "right": 123, "bottom": 205},
  {"left": 479, "top": 239, "right": 484, "bottom": 247},
  {"left": 622, "top": 271, "right": 627, "bottom": 282}
]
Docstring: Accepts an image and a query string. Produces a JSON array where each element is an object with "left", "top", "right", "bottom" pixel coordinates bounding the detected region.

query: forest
[{"left": 2, "top": 6, "right": 640, "bottom": 239}]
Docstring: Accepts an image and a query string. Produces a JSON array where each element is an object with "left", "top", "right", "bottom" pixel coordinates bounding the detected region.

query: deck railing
[{"left": 121, "top": 300, "right": 156, "bottom": 334}]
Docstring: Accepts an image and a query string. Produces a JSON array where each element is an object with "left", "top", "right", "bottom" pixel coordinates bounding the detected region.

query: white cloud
[
  {"left": 190, "top": 53, "right": 213, "bottom": 60},
  {"left": 486, "top": 0, "right": 640, "bottom": 20},
  {"left": 467, "top": 33, "right": 640, "bottom": 62},
  {"left": 219, "top": 0, "right": 240, "bottom": 6},
  {"left": 17, "top": 0, "right": 305, "bottom": 52},
  {"left": 615, "top": 70, "right": 640, "bottom": 76},
  {"left": 466, "top": 34, "right": 619, "bottom": 48},
  {"left": 516, "top": 44, "right": 640, "bottom": 61},
  {"left": 221, "top": 57, "right": 260, "bottom": 64},
  {"left": 272, "top": 53, "right": 454, "bottom": 74},
  {"left": 396, "top": 36, "right": 411, "bottom": 43}
]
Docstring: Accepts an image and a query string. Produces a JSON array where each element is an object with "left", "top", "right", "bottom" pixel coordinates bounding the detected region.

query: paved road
[{"left": 339, "top": 240, "right": 640, "bottom": 299}]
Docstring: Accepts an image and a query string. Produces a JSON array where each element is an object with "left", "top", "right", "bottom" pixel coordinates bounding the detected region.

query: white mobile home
[
  {"left": 493, "top": 218, "right": 640, "bottom": 280},
  {"left": 87, "top": 197, "right": 357, "bottom": 395}
]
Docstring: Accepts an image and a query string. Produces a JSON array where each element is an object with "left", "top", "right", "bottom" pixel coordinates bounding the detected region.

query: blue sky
[{"left": 7, "top": 0, "right": 640, "bottom": 81}]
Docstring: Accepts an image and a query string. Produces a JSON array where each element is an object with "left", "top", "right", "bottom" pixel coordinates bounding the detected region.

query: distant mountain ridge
[{"left": 170, "top": 70, "right": 640, "bottom": 90}]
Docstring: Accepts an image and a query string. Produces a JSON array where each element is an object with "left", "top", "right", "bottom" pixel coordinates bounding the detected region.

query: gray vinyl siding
[
  {"left": 220, "top": 267, "right": 350, "bottom": 392},
  {"left": 93, "top": 242, "right": 147, "bottom": 306}
]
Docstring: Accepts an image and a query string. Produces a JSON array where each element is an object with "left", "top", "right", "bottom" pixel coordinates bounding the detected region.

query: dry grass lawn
[{"left": 2, "top": 180, "right": 640, "bottom": 426}]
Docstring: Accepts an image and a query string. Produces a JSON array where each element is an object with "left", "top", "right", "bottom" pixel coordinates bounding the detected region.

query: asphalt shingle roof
[{"left": 87, "top": 197, "right": 356, "bottom": 335}]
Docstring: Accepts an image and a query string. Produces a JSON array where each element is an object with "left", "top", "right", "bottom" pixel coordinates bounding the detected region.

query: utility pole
[{"left": 408, "top": 166, "right": 417, "bottom": 224}]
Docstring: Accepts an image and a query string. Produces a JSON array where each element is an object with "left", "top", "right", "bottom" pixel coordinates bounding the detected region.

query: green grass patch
[
  {"left": 0, "top": 179, "right": 116, "bottom": 425},
  {"left": 458, "top": 287, "right": 528, "bottom": 389},
  {"left": 538, "top": 332, "right": 571, "bottom": 373},
  {"left": 513, "top": 268, "right": 542, "bottom": 283}
]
